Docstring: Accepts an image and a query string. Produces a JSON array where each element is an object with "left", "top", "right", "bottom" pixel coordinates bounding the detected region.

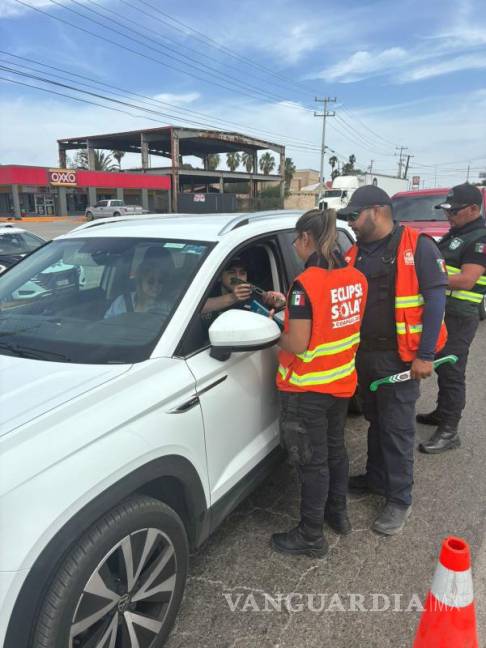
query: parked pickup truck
[{"left": 85, "top": 199, "right": 148, "bottom": 220}]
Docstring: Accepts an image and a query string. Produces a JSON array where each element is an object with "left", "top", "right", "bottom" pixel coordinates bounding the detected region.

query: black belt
[{"left": 359, "top": 337, "right": 397, "bottom": 352}]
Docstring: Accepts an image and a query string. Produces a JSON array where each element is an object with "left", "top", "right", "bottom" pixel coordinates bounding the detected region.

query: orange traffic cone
[{"left": 414, "top": 536, "right": 478, "bottom": 647}]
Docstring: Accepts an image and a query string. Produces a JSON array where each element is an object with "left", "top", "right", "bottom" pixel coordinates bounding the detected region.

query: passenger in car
[
  {"left": 104, "top": 258, "right": 172, "bottom": 318},
  {"left": 201, "top": 255, "right": 285, "bottom": 325},
  {"left": 271, "top": 208, "right": 368, "bottom": 559}
]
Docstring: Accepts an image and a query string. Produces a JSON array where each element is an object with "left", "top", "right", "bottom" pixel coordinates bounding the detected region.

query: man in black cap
[
  {"left": 338, "top": 185, "right": 448, "bottom": 534},
  {"left": 417, "top": 183, "right": 486, "bottom": 453}
]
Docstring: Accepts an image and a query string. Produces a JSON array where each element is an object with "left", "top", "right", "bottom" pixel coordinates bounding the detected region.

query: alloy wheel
[{"left": 69, "top": 528, "right": 177, "bottom": 648}]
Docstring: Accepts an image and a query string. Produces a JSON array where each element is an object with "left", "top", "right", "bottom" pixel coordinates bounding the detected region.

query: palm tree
[
  {"left": 226, "top": 152, "right": 240, "bottom": 172},
  {"left": 329, "top": 155, "right": 338, "bottom": 175},
  {"left": 111, "top": 150, "right": 126, "bottom": 170},
  {"left": 342, "top": 154, "right": 358, "bottom": 175},
  {"left": 74, "top": 149, "right": 118, "bottom": 171},
  {"left": 284, "top": 157, "right": 296, "bottom": 194},
  {"left": 207, "top": 154, "right": 220, "bottom": 171},
  {"left": 259, "top": 152, "right": 276, "bottom": 175},
  {"left": 241, "top": 152, "right": 253, "bottom": 173}
]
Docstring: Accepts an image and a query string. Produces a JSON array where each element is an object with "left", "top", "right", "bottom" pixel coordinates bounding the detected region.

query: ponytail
[{"left": 295, "top": 208, "right": 338, "bottom": 269}]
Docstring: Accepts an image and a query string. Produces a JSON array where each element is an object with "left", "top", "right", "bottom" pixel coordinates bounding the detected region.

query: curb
[{"left": 0, "top": 217, "right": 86, "bottom": 223}]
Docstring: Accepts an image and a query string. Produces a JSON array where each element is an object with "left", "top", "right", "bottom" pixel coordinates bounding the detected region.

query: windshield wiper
[{"left": 0, "top": 342, "right": 71, "bottom": 362}]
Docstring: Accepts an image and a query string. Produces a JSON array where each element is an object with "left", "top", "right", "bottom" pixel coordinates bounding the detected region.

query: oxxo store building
[{"left": 0, "top": 165, "right": 171, "bottom": 218}]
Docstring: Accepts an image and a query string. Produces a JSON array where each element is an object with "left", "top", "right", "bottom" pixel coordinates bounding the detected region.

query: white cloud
[
  {"left": 152, "top": 92, "right": 200, "bottom": 105},
  {"left": 313, "top": 47, "right": 407, "bottom": 82},
  {"left": 400, "top": 54, "right": 486, "bottom": 82}
]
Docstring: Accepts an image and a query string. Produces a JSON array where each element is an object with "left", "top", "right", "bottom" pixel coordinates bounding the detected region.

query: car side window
[{"left": 177, "top": 239, "right": 285, "bottom": 358}]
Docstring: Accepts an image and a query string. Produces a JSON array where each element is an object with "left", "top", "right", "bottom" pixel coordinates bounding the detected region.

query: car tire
[
  {"left": 113, "top": 211, "right": 121, "bottom": 217},
  {"left": 31, "top": 495, "right": 189, "bottom": 648},
  {"left": 479, "top": 295, "right": 486, "bottom": 321},
  {"left": 85, "top": 211, "right": 94, "bottom": 221}
]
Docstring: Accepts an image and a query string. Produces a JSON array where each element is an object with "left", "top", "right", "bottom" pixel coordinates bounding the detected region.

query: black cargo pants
[
  {"left": 356, "top": 350, "right": 420, "bottom": 507},
  {"left": 435, "top": 313, "right": 479, "bottom": 427},
  {"left": 279, "top": 391, "right": 349, "bottom": 531}
]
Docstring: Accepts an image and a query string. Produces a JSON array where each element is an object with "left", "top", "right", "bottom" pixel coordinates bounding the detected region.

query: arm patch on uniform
[
  {"left": 290, "top": 290, "right": 306, "bottom": 307},
  {"left": 437, "top": 259, "right": 447, "bottom": 273},
  {"left": 475, "top": 242, "right": 486, "bottom": 254}
]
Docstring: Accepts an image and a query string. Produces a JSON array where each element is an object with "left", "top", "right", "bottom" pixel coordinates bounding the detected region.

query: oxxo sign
[{"left": 48, "top": 169, "right": 77, "bottom": 187}]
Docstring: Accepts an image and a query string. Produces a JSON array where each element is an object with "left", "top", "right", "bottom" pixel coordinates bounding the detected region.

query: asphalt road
[{"left": 21, "top": 220, "right": 486, "bottom": 648}]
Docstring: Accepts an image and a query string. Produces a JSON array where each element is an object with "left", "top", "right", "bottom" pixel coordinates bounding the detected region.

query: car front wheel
[
  {"left": 85, "top": 211, "right": 94, "bottom": 221},
  {"left": 32, "top": 495, "right": 188, "bottom": 648}
]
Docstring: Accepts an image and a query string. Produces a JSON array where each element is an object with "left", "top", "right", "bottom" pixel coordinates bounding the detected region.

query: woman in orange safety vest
[{"left": 271, "top": 208, "right": 367, "bottom": 558}]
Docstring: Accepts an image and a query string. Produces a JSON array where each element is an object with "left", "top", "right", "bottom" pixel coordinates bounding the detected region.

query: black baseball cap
[
  {"left": 224, "top": 255, "right": 247, "bottom": 271},
  {"left": 337, "top": 185, "right": 392, "bottom": 217},
  {"left": 435, "top": 183, "right": 483, "bottom": 210}
]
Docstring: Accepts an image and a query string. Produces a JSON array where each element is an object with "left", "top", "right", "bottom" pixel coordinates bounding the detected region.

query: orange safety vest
[
  {"left": 276, "top": 265, "right": 368, "bottom": 397},
  {"left": 345, "top": 226, "right": 448, "bottom": 362}
]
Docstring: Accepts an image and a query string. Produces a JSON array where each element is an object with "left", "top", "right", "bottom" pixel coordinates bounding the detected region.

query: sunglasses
[
  {"left": 444, "top": 204, "right": 471, "bottom": 215},
  {"left": 341, "top": 205, "right": 377, "bottom": 222}
]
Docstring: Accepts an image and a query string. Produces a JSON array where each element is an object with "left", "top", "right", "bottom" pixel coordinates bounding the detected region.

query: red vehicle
[
  {"left": 392, "top": 187, "right": 486, "bottom": 319},
  {"left": 392, "top": 187, "right": 486, "bottom": 239}
]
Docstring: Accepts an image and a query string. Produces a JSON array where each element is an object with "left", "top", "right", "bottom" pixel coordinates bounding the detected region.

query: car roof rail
[
  {"left": 218, "top": 210, "right": 300, "bottom": 236},
  {"left": 72, "top": 213, "right": 176, "bottom": 232}
]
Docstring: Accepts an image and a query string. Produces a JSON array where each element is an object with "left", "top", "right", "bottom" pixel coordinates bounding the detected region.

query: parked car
[
  {"left": 392, "top": 187, "right": 486, "bottom": 319},
  {"left": 0, "top": 224, "right": 45, "bottom": 274},
  {"left": 0, "top": 211, "right": 355, "bottom": 648},
  {"left": 85, "top": 199, "right": 149, "bottom": 220}
]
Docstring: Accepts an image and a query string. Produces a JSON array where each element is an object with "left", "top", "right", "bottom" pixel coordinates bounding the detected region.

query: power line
[
  {"left": 0, "top": 52, "right": 323, "bottom": 151},
  {"left": 130, "top": 0, "right": 316, "bottom": 98},
  {"left": 334, "top": 114, "right": 395, "bottom": 157},
  {"left": 50, "top": 0, "right": 296, "bottom": 106}
]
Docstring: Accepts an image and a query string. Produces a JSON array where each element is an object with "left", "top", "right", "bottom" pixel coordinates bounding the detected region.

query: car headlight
[{"left": 0, "top": 264, "right": 7, "bottom": 274}]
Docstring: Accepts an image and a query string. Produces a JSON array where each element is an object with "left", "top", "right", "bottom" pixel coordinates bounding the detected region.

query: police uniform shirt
[
  {"left": 439, "top": 217, "right": 486, "bottom": 268},
  {"left": 287, "top": 251, "right": 346, "bottom": 320},
  {"left": 355, "top": 229, "right": 448, "bottom": 344}
]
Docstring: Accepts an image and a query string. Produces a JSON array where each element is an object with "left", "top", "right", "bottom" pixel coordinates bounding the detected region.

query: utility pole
[
  {"left": 466, "top": 163, "right": 470, "bottom": 182},
  {"left": 368, "top": 160, "right": 374, "bottom": 173},
  {"left": 395, "top": 146, "right": 408, "bottom": 178},
  {"left": 315, "top": 97, "right": 336, "bottom": 203},
  {"left": 434, "top": 165, "right": 438, "bottom": 188},
  {"left": 403, "top": 154, "right": 414, "bottom": 180}
]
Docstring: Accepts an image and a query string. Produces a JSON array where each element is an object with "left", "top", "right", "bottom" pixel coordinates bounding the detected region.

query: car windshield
[
  {"left": 0, "top": 232, "right": 43, "bottom": 255},
  {"left": 324, "top": 190, "right": 342, "bottom": 197},
  {"left": 392, "top": 194, "right": 448, "bottom": 222},
  {"left": 0, "top": 237, "right": 210, "bottom": 364}
]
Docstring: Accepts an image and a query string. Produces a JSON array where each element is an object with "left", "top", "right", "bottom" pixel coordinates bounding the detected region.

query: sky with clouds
[{"left": 1, "top": 0, "right": 485, "bottom": 186}]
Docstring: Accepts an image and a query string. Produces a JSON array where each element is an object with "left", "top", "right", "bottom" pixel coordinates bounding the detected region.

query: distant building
[{"left": 289, "top": 169, "right": 320, "bottom": 192}]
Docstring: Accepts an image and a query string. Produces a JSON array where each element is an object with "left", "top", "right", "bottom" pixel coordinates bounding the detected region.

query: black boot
[
  {"left": 416, "top": 410, "right": 441, "bottom": 426},
  {"left": 324, "top": 496, "right": 352, "bottom": 535},
  {"left": 372, "top": 503, "right": 412, "bottom": 535},
  {"left": 271, "top": 524, "right": 328, "bottom": 558},
  {"left": 348, "top": 474, "right": 384, "bottom": 496},
  {"left": 418, "top": 424, "right": 460, "bottom": 454}
]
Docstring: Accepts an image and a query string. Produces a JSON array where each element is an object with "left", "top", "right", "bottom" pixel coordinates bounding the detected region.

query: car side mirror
[{"left": 208, "top": 309, "right": 281, "bottom": 360}]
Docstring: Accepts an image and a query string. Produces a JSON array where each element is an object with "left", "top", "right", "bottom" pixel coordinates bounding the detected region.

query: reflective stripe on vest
[
  {"left": 395, "top": 294, "right": 424, "bottom": 308},
  {"left": 296, "top": 332, "right": 360, "bottom": 362},
  {"left": 286, "top": 358, "right": 356, "bottom": 388},
  {"left": 447, "top": 289, "right": 483, "bottom": 304},
  {"left": 396, "top": 322, "right": 423, "bottom": 335},
  {"left": 446, "top": 264, "right": 486, "bottom": 302}
]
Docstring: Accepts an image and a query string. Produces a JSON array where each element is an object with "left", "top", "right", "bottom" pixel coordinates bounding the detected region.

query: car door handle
[
  {"left": 168, "top": 377, "right": 227, "bottom": 414},
  {"left": 170, "top": 396, "right": 200, "bottom": 414}
]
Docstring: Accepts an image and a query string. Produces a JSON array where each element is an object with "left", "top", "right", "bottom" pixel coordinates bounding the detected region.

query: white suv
[{"left": 0, "top": 211, "right": 355, "bottom": 648}]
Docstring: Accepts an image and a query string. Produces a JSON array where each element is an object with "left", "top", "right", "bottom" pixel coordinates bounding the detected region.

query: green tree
[
  {"left": 74, "top": 149, "right": 118, "bottom": 171},
  {"left": 241, "top": 152, "right": 254, "bottom": 173},
  {"left": 329, "top": 155, "right": 339, "bottom": 177},
  {"left": 111, "top": 150, "right": 126, "bottom": 170},
  {"left": 259, "top": 152, "right": 276, "bottom": 175},
  {"left": 284, "top": 157, "right": 296, "bottom": 195},
  {"left": 226, "top": 152, "right": 241, "bottom": 172},
  {"left": 342, "top": 154, "right": 363, "bottom": 176},
  {"left": 207, "top": 154, "right": 220, "bottom": 171}
]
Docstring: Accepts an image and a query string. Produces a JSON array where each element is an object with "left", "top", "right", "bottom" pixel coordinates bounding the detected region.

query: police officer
[
  {"left": 271, "top": 209, "right": 367, "bottom": 558},
  {"left": 417, "top": 183, "right": 486, "bottom": 452},
  {"left": 339, "top": 185, "right": 448, "bottom": 535}
]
